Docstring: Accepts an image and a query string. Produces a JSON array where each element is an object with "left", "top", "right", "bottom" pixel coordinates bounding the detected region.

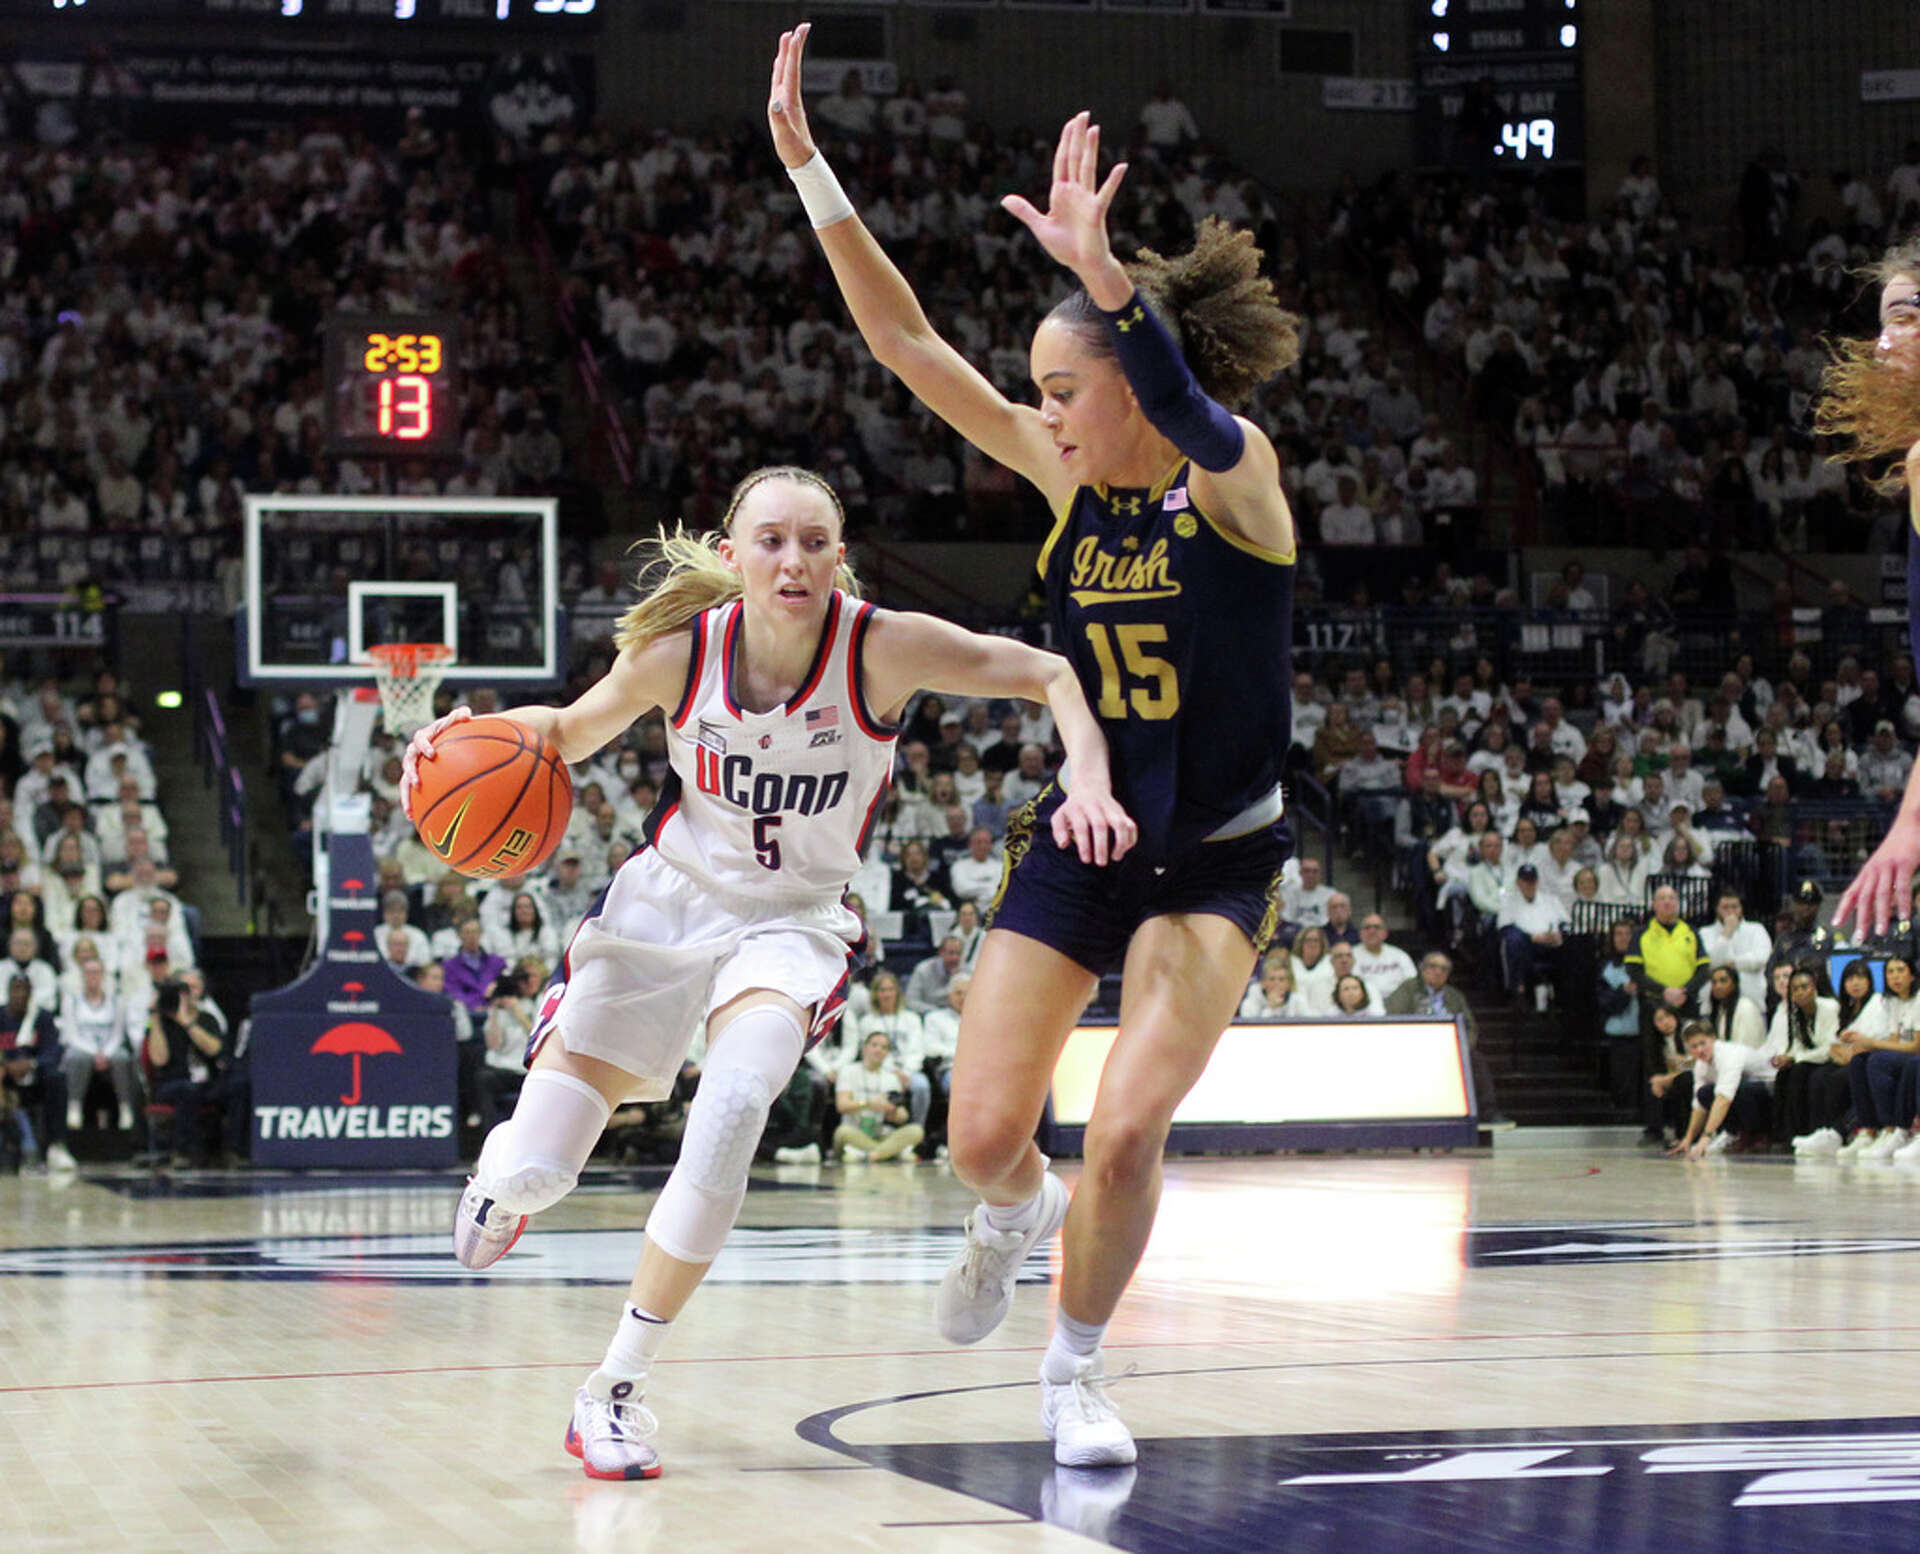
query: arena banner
[
  {"left": 4, "top": 48, "right": 593, "bottom": 141},
  {"left": 250, "top": 831, "right": 459, "bottom": 1168}
]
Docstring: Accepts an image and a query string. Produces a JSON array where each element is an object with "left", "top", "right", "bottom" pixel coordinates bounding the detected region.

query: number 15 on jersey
[{"left": 1084, "top": 623, "right": 1179, "bottom": 720}]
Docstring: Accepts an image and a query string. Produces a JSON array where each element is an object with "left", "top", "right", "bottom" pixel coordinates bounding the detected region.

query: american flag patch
[
  {"left": 806, "top": 706, "right": 840, "bottom": 729},
  {"left": 1164, "top": 487, "right": 1189, "bottom": 512}
]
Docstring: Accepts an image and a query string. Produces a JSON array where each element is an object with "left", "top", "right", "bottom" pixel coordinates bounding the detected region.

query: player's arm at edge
[
  {"left": 812, "top": 218, "right": 1068, "bottom": 509},
  {"left": 862, "top": 609, "right": 1136, "bottom": 863},
  {"left": 500, "top": 631, "right": 692, "bottom": 767}
]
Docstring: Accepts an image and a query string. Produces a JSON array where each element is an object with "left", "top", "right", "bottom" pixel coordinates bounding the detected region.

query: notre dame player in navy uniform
[
  {"left": 1824, "top": 238, "right": 1920, "bottom": 942},
  {"left": 773, "top": 28, "right": 1299, "bottom": 1469}
]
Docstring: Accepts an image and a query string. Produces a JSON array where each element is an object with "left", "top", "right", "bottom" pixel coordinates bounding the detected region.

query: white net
[{"left": 368, "top": 643, "right": 455, "bottom": 737}]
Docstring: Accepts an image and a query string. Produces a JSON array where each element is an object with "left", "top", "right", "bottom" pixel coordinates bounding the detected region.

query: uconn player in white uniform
[{"left": 401, "top": 466, "right": 1133, "bottom": 1480}]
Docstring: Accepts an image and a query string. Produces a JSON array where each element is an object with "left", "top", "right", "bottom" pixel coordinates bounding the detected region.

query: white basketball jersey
[{"left": 645, "top": 592, "right": 897, "bottom": 903}]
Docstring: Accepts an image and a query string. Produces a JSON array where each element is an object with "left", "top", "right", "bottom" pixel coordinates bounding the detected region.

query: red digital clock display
[{"left": 324, "top": 313, "right": 460, "bottom": 458}]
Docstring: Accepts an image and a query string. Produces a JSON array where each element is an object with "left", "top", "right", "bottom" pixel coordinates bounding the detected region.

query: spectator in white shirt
[
  {"left": 1319, "top": 473, "right": 1376, "bottom": 544},
  {"left": 1239, "top": 954, "right": 1307, "bottom": 1020},
  {"left": 1497, "top": 865, "right": 1568, "bottom": 1008},
  {"left": 58, "top": 956, "right": 138, "bottom": 1134},
  {"left": 946, "top": 826, "right": 1002, "bottom": 911},
  {"left": 1138, "top": 82, "right": 1200, "bottom": 154},
  {"left": 848, "top": 971, "right": 929, "bottom": 1131},
  {"left": 1697, "top": 898, "right": 1766, "bottom": 1006},
  {"left": 1353, "top": 914, "right": 1417, "bottom": 1007},
  {"left": 905, "top": 936, "right": 964, "bottom": 1016},
  {"left": 921, "top": 971, "right": 967, "bottom": 1104},
  {"left": 1666, "top": 1020, "right": 1778, "bottom": 1158},
  {"left": 1291, "top": 927, "right": 1335, "bottom": 1013},
  {"left": 1282, "top": 854, "right": 1334, "bottom": 928}
]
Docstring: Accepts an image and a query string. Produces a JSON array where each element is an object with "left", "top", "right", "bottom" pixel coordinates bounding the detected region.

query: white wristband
[{"left": 787, "top": 151, "right": 854, "bottom": 230}]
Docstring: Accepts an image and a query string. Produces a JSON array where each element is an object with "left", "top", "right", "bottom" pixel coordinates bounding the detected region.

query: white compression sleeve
[
  {"left": 643, "top": 1004, "right": 806, "bottom": 1264},
  {"left": 474, "top": 1068, "right": 612, "bottom": 1216}
]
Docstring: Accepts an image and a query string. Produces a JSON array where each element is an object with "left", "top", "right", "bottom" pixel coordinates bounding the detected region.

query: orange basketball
[{"left": 409, "top": 714, "right": 573, "bottom": 880}]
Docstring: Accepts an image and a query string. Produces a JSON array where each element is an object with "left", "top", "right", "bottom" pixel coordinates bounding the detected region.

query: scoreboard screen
[
  {"left": 323, "top": 314, "right": 461, "bottom": 459},
  {"left": 1414, "top": 0, "right": 1585, "bottom": 172}
]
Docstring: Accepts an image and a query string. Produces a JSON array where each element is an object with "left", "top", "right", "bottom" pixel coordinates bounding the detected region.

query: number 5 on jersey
[
  {"left": 1085, "top": 623, "right": 1180, "bottom": 720},
  {"left": 753, "top": 814, "right": 782, "bottom": 870}
]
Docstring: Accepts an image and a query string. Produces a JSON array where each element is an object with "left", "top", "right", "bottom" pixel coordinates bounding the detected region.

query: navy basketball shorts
[{"left": 987, "top": 785, "right": 1291, "bottom": 977}]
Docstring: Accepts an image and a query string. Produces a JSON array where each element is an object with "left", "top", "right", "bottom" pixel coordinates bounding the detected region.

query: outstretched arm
[
  {"left": 863, "top": 609, "right": 1135, "bottom": 865},
  {"left": 767, "top": 26, "right": 1061, "bottom": 500},
  {"left": 400, "top": 631, "right": 690, "bottom": 819}
]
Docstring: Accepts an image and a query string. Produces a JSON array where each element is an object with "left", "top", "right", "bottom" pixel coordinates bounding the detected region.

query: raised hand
[
  {"left": 767, "top": 23, "right": 820, "bottom": 171},
  {"left": 398, "top": 705, "right": 471, "bottom": 821},
  {"left": 1001, "top": 111, "right": 1129, "bottom": 291}
]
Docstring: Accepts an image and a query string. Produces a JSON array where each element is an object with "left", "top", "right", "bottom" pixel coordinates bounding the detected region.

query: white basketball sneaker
[
  {"left": 1040, "top": 1355, "right": 1137, "bottom": 1468},
  {"left": 1865, "top": 1128, "right": 1912, "bottom": 1161},
  {"left": 565, "top": 1376, "right": 662, "bottom": 1481},
  {"left": 1793, "top": 1128, "right": 1842, "bottom": 1157},
  {"left": 1837, "top": 1131, "right": 1877, "bottom": 1160},
  {"left": 452, "top": 1178, "right": 528, "bottom": 1270},
  {"left": 935, "top": 1171, "right": 1070, "bottom": 1345},
  {"left": 1892, "top": 1134, "right": 1920, "bottom": 1165}
]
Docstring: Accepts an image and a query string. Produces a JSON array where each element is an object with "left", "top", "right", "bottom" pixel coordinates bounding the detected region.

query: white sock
[
  {"left": 1041, "top": 1311, "right": 1107, "bottom": 1382},
  {"left": 981, "top": 1156, "right": 1052, "bottom": 1236},
  {"left": 598, "top": 1302, "right": 672, "bottom": 1383}
]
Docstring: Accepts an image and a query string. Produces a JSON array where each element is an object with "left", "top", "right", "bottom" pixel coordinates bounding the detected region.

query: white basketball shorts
[{"left": 526, "top": 847, "right": 858, "bottom": 1102}]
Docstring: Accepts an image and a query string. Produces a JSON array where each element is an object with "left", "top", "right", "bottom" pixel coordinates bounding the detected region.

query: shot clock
[
  {"left": 1413, "top": 0, "right": 1585, "bottom": 179},
  {"left": 324, "top": 314, "right": 460, "bottom": 458}
]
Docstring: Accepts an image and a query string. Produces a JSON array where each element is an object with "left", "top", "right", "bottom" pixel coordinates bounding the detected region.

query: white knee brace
[
  {"left": 644, "top": 1004, "right": 805, "bottom": 1264},
  {"left": 476, "top": 1069, "right": 612, "bottom": 1216}
]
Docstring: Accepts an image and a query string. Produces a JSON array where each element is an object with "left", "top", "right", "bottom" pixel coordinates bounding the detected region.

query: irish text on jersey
[
  {"left": 1068, "top": 534, "right": 1183, "bottom": 607},
  {"left": 693, "top": 745, "right": 850, "bottom": 817}
]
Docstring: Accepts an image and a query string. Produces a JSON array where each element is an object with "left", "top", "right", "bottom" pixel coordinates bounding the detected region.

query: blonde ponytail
[{"left": 611, "top": 466, "right": 862, "bottom": 654}]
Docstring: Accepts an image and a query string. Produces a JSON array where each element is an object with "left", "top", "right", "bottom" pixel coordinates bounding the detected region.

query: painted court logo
[{"left": 802, "top": 1413, "right": 1920, "bottom": 1554}]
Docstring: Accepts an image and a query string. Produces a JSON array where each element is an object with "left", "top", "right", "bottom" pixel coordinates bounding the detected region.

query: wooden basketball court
[{"left": 7, "top": 1147, "right": 1920, "bottom": 1553}]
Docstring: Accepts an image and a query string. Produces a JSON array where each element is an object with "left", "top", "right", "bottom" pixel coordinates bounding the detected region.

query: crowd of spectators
[
  {"left": 0, "top": 113, "right": 575, "bottom": 606},
  {"left": 1339, "top": 141, "right": 1920, "bottom": 552},
  {"left": 536, "top": 82, "right": 1292, "bottom": 541},
  {"left": 0, "top": 665, "right": 236, "bottom": 1170}
]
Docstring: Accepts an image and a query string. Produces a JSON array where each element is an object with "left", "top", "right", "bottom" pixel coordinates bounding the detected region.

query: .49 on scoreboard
[
  {"left": 324, "top": 314, "right": 461, "bottom": 458},
  {"left": 1414, "top": 0, "right": 1585, "bottom": 172}
]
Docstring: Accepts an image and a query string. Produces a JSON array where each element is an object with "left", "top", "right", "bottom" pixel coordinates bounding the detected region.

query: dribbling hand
[
  {"left": 1001, "top": 111, "right": 1129, "bottom": 289},
  {"left": 1050, "top": 788, "right": 1138, "bottom": 867},
  {"left": 399, "top": 705, "right": 471, "bottom": 821},
  {"left": 767, "top": 24, "right": 820, "bottom": 170}
]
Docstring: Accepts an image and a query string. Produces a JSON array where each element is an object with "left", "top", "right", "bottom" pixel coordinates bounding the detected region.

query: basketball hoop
[{"left": 367, "top": 642, "right": 456, "bottom": 736}]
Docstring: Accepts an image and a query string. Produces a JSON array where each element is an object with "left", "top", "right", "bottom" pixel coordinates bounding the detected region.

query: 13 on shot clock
[{"left": 324, "top": 314, "right": 461, "bottom": 458}]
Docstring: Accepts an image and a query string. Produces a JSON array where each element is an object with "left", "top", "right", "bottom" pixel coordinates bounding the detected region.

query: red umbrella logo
[{"left": 309, "top": 1022, "right": 403, "bottom": 1106}]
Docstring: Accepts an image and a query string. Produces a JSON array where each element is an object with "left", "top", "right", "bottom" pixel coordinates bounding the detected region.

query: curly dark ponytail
[{"left": 1047, "top": 217, "right": 1301, "bottom": 409}]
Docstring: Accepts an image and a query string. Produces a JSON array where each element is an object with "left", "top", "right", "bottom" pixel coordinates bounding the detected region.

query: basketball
[{"left": 408, "top": 715, "right": 573, "bottom": 880}]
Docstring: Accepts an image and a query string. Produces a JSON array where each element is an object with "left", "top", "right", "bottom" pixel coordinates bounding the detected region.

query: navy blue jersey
[{"left": 1037, "top": 459, "right": 1295, "bottom": 862}]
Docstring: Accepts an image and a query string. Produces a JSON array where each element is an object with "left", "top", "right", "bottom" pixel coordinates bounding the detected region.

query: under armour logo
[
  {"left": 1116, "top": 305, "right": 1144, "bottom": 332},
  {"left": 1112, "top": 495, "right": 1141, "bottom": 516}
]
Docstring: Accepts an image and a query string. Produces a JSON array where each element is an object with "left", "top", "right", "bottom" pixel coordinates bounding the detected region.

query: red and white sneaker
[
  {"left": 452, "top": 1178, "right": 527, "bottom": 1271},
  {"left": 565, "top": 1377, "right": 662, "bottom": 1481}
]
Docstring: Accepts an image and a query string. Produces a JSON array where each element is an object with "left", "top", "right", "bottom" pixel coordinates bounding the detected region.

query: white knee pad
[
  {"left": 477, "top": 1069, "right": 612, "bottom": 1216},
  {"left": 645, "top": 1004, "right": 805, "bottom": 1264}
]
